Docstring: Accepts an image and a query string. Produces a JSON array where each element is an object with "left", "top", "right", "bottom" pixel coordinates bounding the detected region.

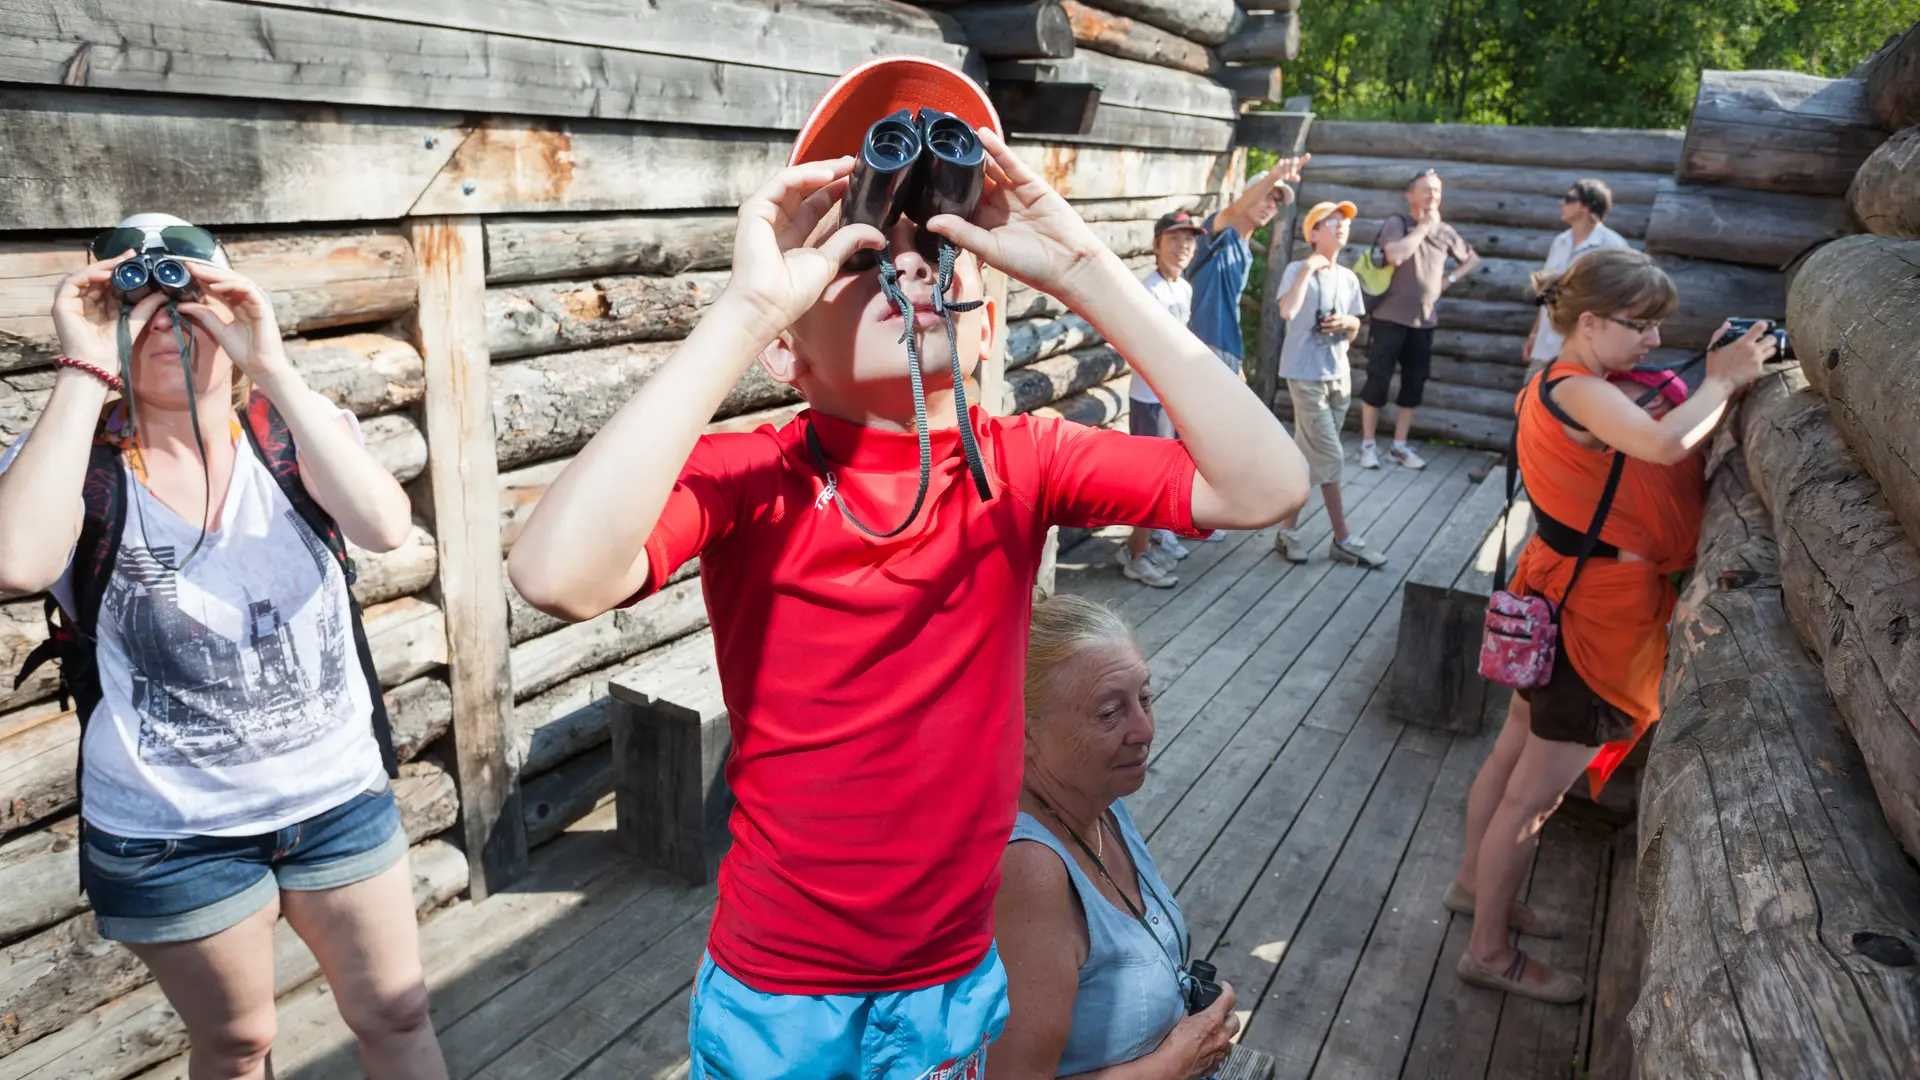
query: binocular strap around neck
[{"left": 118, "top": 302, "right": 214, "bottom": 572}]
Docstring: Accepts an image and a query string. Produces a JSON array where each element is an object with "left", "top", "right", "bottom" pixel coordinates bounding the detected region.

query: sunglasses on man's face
[
  {"left": 1562, "top": 193, "right": 1582, "bottom": 204},
  {"left": 88, "top": 224, "right": 221, "bottom": 264}
]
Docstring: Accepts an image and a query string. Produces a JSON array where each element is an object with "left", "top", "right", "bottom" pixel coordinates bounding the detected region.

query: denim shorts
[
  {"left": 689, "top": 945, "right": 1009, "bottom": 1080},
  {"left": 81, "top": 780, "right": 408, "bottom": 944}
]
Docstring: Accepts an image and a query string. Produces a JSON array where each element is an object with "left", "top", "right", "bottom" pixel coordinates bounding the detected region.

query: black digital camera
[
  {"left": 1315, "top": 307, "right": 1335, "bottom": 335},
  {"left": 110, "top": 250, "right": 202, "bottom": 303},
  {"left": 841, "top": 107, "right": 986, "bottom": 269},
  {"left": 1183, "top": 959, "right": 1224, "bottom": 1014},
  {"left": 1712, "top": 317, "right": 1791, "bottom": 360}
]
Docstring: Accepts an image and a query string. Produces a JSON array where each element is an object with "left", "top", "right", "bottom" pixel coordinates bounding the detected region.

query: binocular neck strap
[
  {"left": 117, "top": 302, "right": 214, "bottom": 572},
  {"left": 931, "top": 242, "right": 993, "bottom": 503}
]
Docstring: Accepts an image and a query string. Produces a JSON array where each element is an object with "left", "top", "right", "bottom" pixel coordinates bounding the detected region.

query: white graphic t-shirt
[
  {"left": 0, "top": 419, "right": 385, "bottom": 838},
  {"left": 1134, "top": 270, "right": 1194, "bottom": 405}
]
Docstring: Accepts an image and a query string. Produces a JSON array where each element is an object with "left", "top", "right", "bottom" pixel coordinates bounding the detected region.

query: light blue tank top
[{"left": 1009, "top": 800, "right": 1190, "bottom": 1076}]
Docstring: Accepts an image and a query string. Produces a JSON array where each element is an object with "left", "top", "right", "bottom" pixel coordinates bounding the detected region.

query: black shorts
[
  {"left": 1516, "top": 645, "right": 1635, "bottom": 747},
  {"left": 1360, "top": 321, "right": 1434, "bottom": 409}
]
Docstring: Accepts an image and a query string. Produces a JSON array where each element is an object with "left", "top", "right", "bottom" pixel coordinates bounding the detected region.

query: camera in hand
[
  {"left": 111, "top": 250, "right": 201, "bottom": 303},
  {"left": 841, "top": 108, "right": 986, "bottom": 270},
  {"left": 1183, "top": 959, "right": 1224, "bottom": 1014},
  {"left": 1712, "top": 317, "right": 1791, "bottom": 360},
  {"left": 1314, "top": 307, "right": 1335, "bottom": 336}
]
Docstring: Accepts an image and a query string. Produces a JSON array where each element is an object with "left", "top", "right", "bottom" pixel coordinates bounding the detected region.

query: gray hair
[{"left": 1025, "top": 593, "right": 1137, "bottom": 728}]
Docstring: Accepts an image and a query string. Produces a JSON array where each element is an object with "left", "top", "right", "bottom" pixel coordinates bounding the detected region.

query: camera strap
[
  {"left": 805, "top": 243, "right": 993, "bottom": 538},
  {"left": 117, "top": 301, "right": 215, "bottom": 572},
  {"left": 1031, "top": 793, "right": 1189, "bottom": 977}
]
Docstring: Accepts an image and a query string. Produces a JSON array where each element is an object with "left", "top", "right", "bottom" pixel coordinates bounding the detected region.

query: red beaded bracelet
[{"left": 51, "top": 356, "right": 123, "bottom": 393}]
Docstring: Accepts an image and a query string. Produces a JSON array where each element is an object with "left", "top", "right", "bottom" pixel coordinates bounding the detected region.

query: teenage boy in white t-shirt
[
  {"left": 1117, "top": 210, "right": 1207, "bottom": 588},
  {"left": 1273, "top": 200, "right": 1384, "bottom": 568}
]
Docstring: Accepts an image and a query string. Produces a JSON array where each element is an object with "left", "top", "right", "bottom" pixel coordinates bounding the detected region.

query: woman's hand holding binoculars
[
  {"left": 51, "top": 253, "right": 167, "bottom": 381},
  {"left": 724, "top": 157, "right": 887, "bottom": 342},
  {"left": 174, "top": 262, "right": 297, "bottom": 389},
  {"left": 923, "top": 129, "right": 1111, "bottom": 310}
]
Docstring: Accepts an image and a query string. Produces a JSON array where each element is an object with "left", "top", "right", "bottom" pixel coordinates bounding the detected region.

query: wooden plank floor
[{"left": 271, "top": 440, "right": 1640, "bottom": 1080}]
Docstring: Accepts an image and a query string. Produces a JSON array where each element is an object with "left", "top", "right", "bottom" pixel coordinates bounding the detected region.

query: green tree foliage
[{"left": 1288, "top": 0, "right": 1920, "bottom": 128}]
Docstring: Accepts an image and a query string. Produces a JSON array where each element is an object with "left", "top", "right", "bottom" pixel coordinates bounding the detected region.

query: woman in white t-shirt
[{"left": 0, "top": 215, "right": 444, "bottom": 1078}]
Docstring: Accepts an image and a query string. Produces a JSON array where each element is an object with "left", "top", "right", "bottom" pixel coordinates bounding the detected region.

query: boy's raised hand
[
  {"left": 723, "top": 158, "right": 885, "bottom": 340},
  {"left": 924, "top": 129, "right": 1108, "bottom": 306}
]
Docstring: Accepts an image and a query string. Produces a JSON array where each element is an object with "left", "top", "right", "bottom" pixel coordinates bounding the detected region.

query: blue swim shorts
[
  {"left": 688, "top": 945, "right": 1009, "bottom": 1080},
  {"left": 81, "top": 780, "right": 408, "bottom": 945}
]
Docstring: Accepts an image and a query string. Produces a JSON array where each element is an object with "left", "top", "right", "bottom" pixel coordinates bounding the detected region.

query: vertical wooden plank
[{"left": 408, "top": 215, "right": 527, "bottom": 899}]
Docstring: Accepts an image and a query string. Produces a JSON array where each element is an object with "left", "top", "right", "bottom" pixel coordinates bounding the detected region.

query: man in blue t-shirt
[{"left": 1187, "top": 154, "right": 1307, "bottom": 374}]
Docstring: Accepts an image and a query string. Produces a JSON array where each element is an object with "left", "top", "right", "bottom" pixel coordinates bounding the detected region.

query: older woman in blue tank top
[{"left": 992, "top": 594, "right": 1241, "bottom": 1079}]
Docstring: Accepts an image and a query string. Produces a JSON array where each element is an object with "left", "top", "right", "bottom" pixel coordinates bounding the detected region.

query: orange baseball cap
[
  {"left": 789, "top": 56, "right": 1003, "bottom": 169},
  {"left": 1301, "top": 200, "right": 1358, "bottom": 237}
]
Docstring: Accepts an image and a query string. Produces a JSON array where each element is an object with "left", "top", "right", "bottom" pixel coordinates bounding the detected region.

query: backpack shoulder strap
[{"left": 240, "top": 391, "right": 397, "bottom": 777}]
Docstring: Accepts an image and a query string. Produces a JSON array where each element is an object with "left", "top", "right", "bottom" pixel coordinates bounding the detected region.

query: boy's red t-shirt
[{"left": 633, "top": 405, "right": 1200, "bottom": 994}]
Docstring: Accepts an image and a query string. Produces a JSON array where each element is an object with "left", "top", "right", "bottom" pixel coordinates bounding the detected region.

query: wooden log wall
[
  {"left": 0, "top": 0, "right": 1248, "bottom": 1074},
  {"left": 1632, "top": 426, "right": 1920, "bottom": 1077}
]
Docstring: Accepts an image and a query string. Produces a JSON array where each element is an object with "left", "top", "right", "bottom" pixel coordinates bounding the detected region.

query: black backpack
[{"left": 15, "top": 390, "right": 399, "bottom": 837}]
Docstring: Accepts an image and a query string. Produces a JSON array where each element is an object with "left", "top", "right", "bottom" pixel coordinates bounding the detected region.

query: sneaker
[
  {"left": 1120, "top": 549, "right": 1179, "bottom": 588},
  {"left": 1358, "top": 443, "right": 1381, "bottom": 470},
  {"left": 1152, "top": 530, "right": 1192, "bottom": 560},
  {"left": 1390, "top": 443, "right": 1428, "bottom": 470},
  {"left": 1331, "top": 537, "right": 1387, "bottom": 569},
  {"left": 1274, "top": 528, "right": 1310, "bottom": 563}
]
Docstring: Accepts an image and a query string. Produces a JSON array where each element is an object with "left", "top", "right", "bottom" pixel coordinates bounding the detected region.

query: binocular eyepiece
[
  {"left": 112, "top": 251, "right": 201, "bottom": 303},
  {"left": 1183, "top": 959, "right": 1224, "bottom": 1015},
  {"left": 841, "top": 108, "right": 986, "bottom": 270}
]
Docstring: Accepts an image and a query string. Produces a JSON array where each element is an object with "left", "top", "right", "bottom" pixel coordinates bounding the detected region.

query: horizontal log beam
[
  {"left": 1032, "top": 374, "right": 1130, "bottom": 426},
  {"left": 508, "top": 576, "right": 708, "bottom": 702},
  {"left": 364, "top": 413, "right": 428, "bottom": 484},
  {"left": 990, "top": 80, "right": 1103, "bottom": 137},
  {"left": 1003, "top": 344, "right": 1132, "bottom": 413},
  {"left": 1298, "top": 182, "right": 1651, "bottom": 238},
  {"left": 348, "top": 525, "right": 439, "bottom": 608},
  {"left": 1644, "top": 186, "right": 1857, "bottom": 268},
  {"left": 1432, "top": 298, "right": 1541, "bottom": 337},
  {"left": 1007, "top": 313, "right": 1103, "bottom": 369},
  {"left": 1678, "top": 70, "right": 1889, "bottom": 196},
  {"left": 988, "top": 51, "right": 1236, "bottom": 119},
  {"left": 1050, "top": 102, "right": 1236, "bottom": 153},
  {"left": 288, "top": 333, "right": 426, "bottom": 418},
  {"left": 1212, "top": 65, "right": 1282, "bottom": 104},
  {"left": 1216, "top": 12, "right": 1297, "bottom": 64},
  {"left": 1863, "top": 23, "right": 1920, "bottom": 130},
  {"left": 1347, "top": 217, "right": 1638, "bottom": 263},
  {"left": 0, "top": 88, "right": 790, "bottom": 230},
  {"left": 521, "top": 740, "right": 613, "bottom": 848},
  {"left": 512, "top": 629, "right": 716, "bottom": 780},
  {"left": 1790, "top": 234, "right": 1920, "bottom": 550},
  {"left": 1447, "top": 255, "right": 1782, "bottom": 348},
  {"left": 1014, "top": 143, "right": 1226, "bottom": 200},
  {"left": 1080, "top": 0, "right": 1241, "bottom": 45},
  {"left": 1237, "top": 111, "right": 1312, "bottom": 153},
  {"left": 1, "top": 229, "right": 415, "bottom": 372},
  {"left": 484, "top": 211, "right": 735, "bottom": 285},
  {"left": 1060, "top": 1, "right": 1216, "bottom": 75},
  {"left": 0, "top": 817, "right": 82, "bottom": 946},
  {"left": 1743, "top": 370, "right": 1920, "bottom": 860},
  {"left": 1848, "top": 125, "right": 1920, "bottom": 239},
  {"left": 1631, "top": 444, "right": 1920, "bottom": 1076},
  {"left": 364, "top": 595, "right": 448, "bottom": 688},
  {"left": 950, "top": 1, "right": 1075, "bottom": 59},
  {"left": 387, "top": 674, "right": 453, "bottom": 764},
  {"left": 486, "top": 271, "right": 728, "bottom": 360},
  {"left": 1300, "top": 155, "right": 1673, "bottom": 204},
  {"left": 0, "top": 702, "right": 76, "bottom": 834},
  {"left": 1307, "top": 121, "right": 1684, "bottom": 173}
]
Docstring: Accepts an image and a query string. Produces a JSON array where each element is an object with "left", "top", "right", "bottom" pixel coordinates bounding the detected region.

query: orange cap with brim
[
  {"left": 1301, "top": 200, "right": 1358, "bottom": 237},
  {"left": 789, "top": 56, "right": 1003, "bottom": 175}
]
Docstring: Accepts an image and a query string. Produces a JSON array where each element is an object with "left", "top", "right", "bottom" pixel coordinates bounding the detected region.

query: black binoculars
[
  {"left": 112, "top": 251, "right": 202, "bottom": 303},
  {"left": 1183, "top": 959, "right": 1224, "bottom": 1015},
  {"left": 841, "top": 108, "right": 986, "bottom": 270},
  {"left": 1713, "top": 317, "right": 1792, "bottom": 360}
]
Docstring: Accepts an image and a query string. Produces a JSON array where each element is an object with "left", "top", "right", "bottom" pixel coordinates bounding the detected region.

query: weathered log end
[{"left": 1847, "top": 124, "right": 1920, "bottom": 239}]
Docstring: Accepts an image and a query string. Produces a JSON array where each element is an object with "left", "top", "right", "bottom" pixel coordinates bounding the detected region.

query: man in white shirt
[
  {"left": 1525, "top": 179, "right": 1629, "bottom": 372},
  {"left": 1117, "top": 209, "right": 1207, "bottom": 589}
]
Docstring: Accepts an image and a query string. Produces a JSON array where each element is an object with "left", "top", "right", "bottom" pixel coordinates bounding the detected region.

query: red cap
[{"left": 789, "top": 56, "right": 1003, "bottom": 168}]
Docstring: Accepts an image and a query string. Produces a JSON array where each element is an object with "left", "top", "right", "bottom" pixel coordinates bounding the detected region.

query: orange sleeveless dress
[{"left": 1510, "top": 362, "right": 1704, "bottom": 793}]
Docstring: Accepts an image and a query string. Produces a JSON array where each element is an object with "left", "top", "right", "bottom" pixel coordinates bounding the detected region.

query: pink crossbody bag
[{"left": 1478, "top": 374, "right": 1627, "bottom": 690}]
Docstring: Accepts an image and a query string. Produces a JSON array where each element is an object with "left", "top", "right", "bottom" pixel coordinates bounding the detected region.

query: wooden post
[
  {"left": 407, "top": 216, "right": 527, "bottom": 899},
  {"left": 607, "top": 677, "right": 732, "bottom": 884}
]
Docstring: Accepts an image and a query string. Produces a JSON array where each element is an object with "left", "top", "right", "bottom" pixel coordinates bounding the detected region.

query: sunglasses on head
[
  {"left": 88, "top": 224, "right": 221, "bottom": 264},
  {"left": 1407, "top": 168, "right": 1439, "bottom": 187}
]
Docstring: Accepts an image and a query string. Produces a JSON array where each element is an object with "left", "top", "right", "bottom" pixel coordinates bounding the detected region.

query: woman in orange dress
[{"left": 1446, "top": 248, "right": 1776, "bottom": 1002}]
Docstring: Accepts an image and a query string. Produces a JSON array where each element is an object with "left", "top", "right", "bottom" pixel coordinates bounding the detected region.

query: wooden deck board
[{"left": 245, "top": 452, "right": 1630, "bottom": 1080}]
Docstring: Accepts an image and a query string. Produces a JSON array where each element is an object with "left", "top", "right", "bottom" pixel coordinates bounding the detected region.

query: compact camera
[
  {"left": 842, "top": 108, "right": 986, "bottom": 269},
  {"left": 1314, "top": 307, "right": 1336, "bottom": 335},
  {"left": 1712, "top": 317, "right": 1791, "bottom": 360},
  {"left": 111, "top": 250, "right": 202, "bottom": 303},
  {"left": 1183, "top": 959, "right": 1224, "bottom": 1015}
]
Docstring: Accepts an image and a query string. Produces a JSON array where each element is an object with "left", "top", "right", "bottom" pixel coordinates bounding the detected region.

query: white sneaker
[
  {"left": 1152, "top": 530, "right": 1192, "bottom": 560},
  {"left": 1120, "top": 549, "right": 1179, "bottom": 588},
  {"left": 1274, "top": 528, "right": 1310, "bottom": 563},
  {"left": 1358, "top": 443, "right": 1381, "bottom": 470},
  {"left": 1390, "top": 443, "right": 1428, "bottom": 470},
  {"left": 1332, "top": 537, "right": 1387, "bottom": 569}
]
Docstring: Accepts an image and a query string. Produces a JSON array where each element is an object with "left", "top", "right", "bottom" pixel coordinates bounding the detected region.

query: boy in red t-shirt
[{"left": 510, "top": 58, "right": 1307, "bottom": 1077}]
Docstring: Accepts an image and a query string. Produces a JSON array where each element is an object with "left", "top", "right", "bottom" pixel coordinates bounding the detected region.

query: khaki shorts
[{"left": 1288, "top": 376, "right": 1351, "bottom": 486}]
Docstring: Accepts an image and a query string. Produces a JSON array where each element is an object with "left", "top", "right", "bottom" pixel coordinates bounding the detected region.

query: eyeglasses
[
  {"left": 1602, "top": 314, "right": 1662, "bottom": 335},
  {"left": 1562, "top": 193, "right": 1582, "bottom": 204},
  {"left": 88, "top": 224, "right": 221, "bottom": 264}
]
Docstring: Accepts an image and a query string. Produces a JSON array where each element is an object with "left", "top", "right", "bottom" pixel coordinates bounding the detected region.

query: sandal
[
  {"left": 1456, "top": 947, "right": 1586, "bottom": 1004},
  {"left": 1444, "top": 881, "right": 1560, "bottom": 938}
]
